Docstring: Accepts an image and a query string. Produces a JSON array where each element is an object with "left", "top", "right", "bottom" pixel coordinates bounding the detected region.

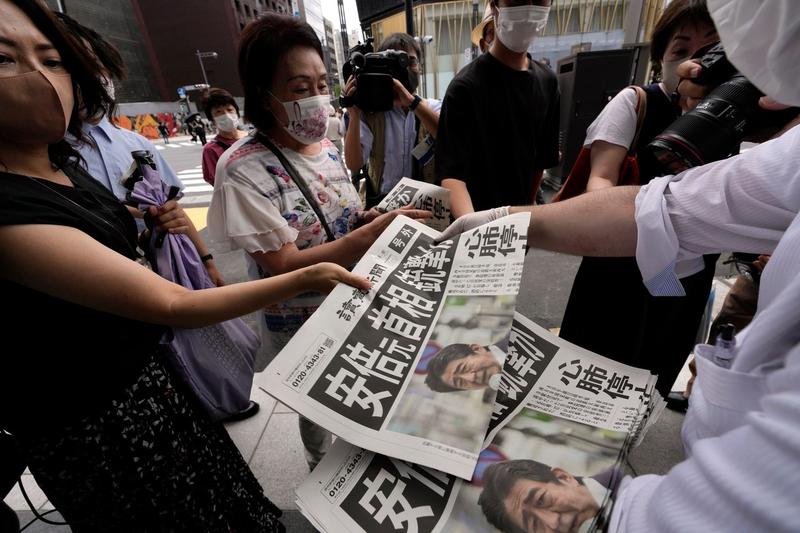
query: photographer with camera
[
  {"left": 439, "top": 1, "right": 800, "bottom": 529},
  {"left": 342, "top": 33, "right": 441, "bottom": 207}
]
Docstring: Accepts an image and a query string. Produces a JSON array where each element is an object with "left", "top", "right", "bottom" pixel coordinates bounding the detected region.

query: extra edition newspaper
[
  {"left": 295, "top": 312, "right": 664, "bottom": 533},
  {"left": 256, "top": 213, "right": 531, "bottom": 479},
  {"left": 377, "top": 178, "right": 452, "bottom": 231}
]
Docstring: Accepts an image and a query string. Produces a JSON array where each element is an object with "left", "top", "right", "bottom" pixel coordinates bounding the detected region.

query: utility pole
[
  {"left": 338, "top": 0, "right": 349, "bottom": 52},
  {"left": 195, "top": 50, "right": 218, "bottom": 87},
  {"left": 405, "top": 0, "right": 414, "bottom": 36}
]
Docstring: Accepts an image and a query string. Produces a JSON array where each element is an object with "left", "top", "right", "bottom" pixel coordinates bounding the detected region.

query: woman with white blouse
[{"left": 208, "top": 14, "right": 429, "bottom": 469}]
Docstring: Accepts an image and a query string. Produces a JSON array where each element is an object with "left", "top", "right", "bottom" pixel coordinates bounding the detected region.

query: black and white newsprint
[
  {"left": 295, "top": 312, "right": 664, "bottom": 533},
  {"left": 377, "top": 178, "right": 451, "bottom": 231},
  {"left": 257, "top": 213, "right": 530, "bottom": 479}
]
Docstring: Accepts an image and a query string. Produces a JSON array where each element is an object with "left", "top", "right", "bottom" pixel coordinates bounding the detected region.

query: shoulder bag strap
[
  {"left": 627, "top": 85, "right": 648, "bottom": 155},
  {"left": 256, "top": 133, "right": 336, "bottom": 242},
  {"left": 364, "top": 112, "right": 386, "bottom": 195}
]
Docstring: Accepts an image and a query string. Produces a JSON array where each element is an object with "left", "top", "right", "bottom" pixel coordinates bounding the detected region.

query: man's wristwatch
[
  {"left": 200, "top": 254, "right": 214, "bottom": 263},
  {"left": 409, "top": 94, "right": 422, "bottom": 111}
]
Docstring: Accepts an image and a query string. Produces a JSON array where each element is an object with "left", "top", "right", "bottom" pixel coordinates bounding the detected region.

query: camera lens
[{"left": 649, "top": 75, "right": 762, "bottom": 174}]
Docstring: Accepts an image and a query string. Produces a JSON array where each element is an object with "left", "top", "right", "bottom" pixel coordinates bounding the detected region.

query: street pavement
[{"left": 6, "top": 138, "right": 737, "bottom": 531}]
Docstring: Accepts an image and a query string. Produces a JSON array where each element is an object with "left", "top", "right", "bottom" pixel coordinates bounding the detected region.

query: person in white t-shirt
[{"left": 558, "top": 0, "right": 721, "bottom": 398}]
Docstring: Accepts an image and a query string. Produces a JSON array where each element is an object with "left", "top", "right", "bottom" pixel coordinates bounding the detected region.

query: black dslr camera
[
  {"left": 648, "top": 43, "right": 799, "bottom": 174},
  {"left": 339, "top": 38, "right": 411, "bottom": 113}
]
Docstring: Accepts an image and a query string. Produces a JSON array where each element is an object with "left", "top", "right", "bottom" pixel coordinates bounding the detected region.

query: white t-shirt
[{"left": 583, "top": 84, "right": 670, "bottom": 149}]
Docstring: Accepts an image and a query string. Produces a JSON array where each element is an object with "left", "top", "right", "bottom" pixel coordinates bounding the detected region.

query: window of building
[
  {"left": 234, "top": 0, "right": 241, "bottom": 13},
  {"left": 245, "top": 4, "right": 251, "bottom": 18}
]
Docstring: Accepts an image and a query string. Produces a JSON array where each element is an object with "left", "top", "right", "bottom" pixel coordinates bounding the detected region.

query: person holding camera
[
  {"left": 439, "top": 1, "right": 800, "bottom": 529},
  {"left": 557, "top": 0, "right": 721, "bottom": 399},
  {"left": 436, "top": 0, "right": 560, "bottom": 219},
  {"left": 207, "top": 15, "right": 431, "bottom": 469},
  {"left": 343, "top": 33, "right": 441, "bottom": 207}
]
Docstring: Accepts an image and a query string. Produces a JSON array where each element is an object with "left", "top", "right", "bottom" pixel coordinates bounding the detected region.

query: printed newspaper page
[
  {"left": 296, "top": 313, "right": 660, "bottom": 533},
  {"left": 256, "top": 213, "right": 530, "bottom": 479},
  {"left": 377, "top": 177, "right": 451, "bottom": 231}
]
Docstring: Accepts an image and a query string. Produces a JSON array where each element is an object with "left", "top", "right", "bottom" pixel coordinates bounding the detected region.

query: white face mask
[
  {"left": 661, "top": 58, "right": 683, "bottom": 95},
  {"left": 708, "top": 0, "right": 800, "bottom": 107},
  {"left": 495, "top": 4, "right": 550, "bottom": 54},
  {"left": 214, "top": 112, "right": 239, "bottom": 133},
  {"left": 270, "top": 93, "right": 329, "bottom": 144}
]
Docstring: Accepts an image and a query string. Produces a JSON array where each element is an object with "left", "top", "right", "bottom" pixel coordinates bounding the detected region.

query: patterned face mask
[{"left": 270, "top": 92, "right": 330, "bottom": 145}]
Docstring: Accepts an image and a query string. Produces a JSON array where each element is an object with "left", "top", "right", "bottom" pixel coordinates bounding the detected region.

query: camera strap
[{"left": 256, "top": 133, "right": 337, "bottom": 242}]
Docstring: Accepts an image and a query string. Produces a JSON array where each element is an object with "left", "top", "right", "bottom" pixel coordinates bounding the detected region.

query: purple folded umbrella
[{"left": 123, "top": 150, "right": 259, "bottom": 420}]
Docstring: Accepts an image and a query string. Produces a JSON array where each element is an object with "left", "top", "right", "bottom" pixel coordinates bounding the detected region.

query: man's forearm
[
  {"left": 441, "top": 178, "right": 475, "bottom": 218},
  {"left": 512, "top": 186, "right": 639, "bottom": 257},
  {"left": 414, "top": 101, "right": 439, "bottom": 137},
  {"left": 344, "top": 109, "right": 364, "bottom": 171}
]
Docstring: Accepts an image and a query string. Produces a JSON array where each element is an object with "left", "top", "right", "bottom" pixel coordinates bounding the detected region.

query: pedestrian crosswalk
[
  {"left": 154, "top": 141, "right": 203, "bottom": 150},
  {"left": 177, "top": 165, "right": 213, "bottom": 206}
]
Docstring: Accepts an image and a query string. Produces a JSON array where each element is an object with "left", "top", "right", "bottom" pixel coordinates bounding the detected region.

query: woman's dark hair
[
  {"left": 6, "top": 0, "right": 114, "bottom": 168},
  {"left": 650, "top": 0, "right": 715, "bottom": 77},
  {"left": 238, "top": 13, "right": 323, "bottom": 132},
  {"left": 379, "top": 32, "right": 421, "bottom": 57},
  {"left": 54, "top": 12, "right": 128, "bottom": 81},
  {"left": 203, "top": 88, "right": 240, "bottom": 121}
]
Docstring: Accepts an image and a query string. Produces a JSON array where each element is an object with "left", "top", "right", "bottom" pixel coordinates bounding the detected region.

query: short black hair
[
  {"left": 54, "top": 12, "right": 127, "bottom": 81},
  {"left": 238, "top": 13, "right": 323, "bottom": 132},
  {"left": 379, "top": 32, "right": 421, "bottom": 57},
  {"left": 424, "top": 344, "right": 475, "bottom": 393},
  {"left": 479, "top": 460, "right": 561, "bottom": 533},
  {"left": 203, "top": 88, "right": 240, "bottom": 121},
  {"left": 650, "top": 0, "right": 714, "bottom": 76},
  {"left": 5, "top": 0, "right": 113, "bottom": 168}
]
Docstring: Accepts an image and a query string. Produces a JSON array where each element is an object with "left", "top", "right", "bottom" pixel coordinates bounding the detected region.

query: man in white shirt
[{"left": 439, "top": 1, "right": 800, "bottom": 530}]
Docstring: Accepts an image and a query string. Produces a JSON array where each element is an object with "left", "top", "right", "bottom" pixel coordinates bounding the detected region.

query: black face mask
[{"left": 405, "top": 69, "right": 420, "bottom": 94}]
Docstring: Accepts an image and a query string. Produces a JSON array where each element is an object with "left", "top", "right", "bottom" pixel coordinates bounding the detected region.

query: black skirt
[
  {"left": 18, "top": 349, "right": 284, "bottom": 533},
  {"left": 559, "top": 255, "right": 717, "bottom": 397}
]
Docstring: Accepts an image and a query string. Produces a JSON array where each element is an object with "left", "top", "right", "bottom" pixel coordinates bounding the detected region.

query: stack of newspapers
[{"left": 256, "top": 180, "right": 665, "bottom": 533}]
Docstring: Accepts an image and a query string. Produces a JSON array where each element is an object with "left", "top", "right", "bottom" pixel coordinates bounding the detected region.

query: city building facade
[{"left": 356, "top": 0, "right": 667, "bottom": 99}]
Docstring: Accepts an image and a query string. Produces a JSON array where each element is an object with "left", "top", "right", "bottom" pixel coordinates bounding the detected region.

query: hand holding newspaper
[
  {"left": 295, "top": 312, "right": 665, "bottom": 533},
  {"left": 377, "top": 178, "right": 451, "bottom": 231},
  {"left": 257, "top": 212, "right": 530, "bottom": 479}
]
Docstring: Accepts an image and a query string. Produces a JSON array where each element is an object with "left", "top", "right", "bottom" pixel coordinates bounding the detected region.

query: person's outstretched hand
[
  {"left": 347, "top": 205, "right": 432, "bottom": 251},
  {"left": 300, "top": 262, "right": 372, "bottom": 294},
  {"left": 435, "top": 206, "right": 510, "bottom": 243}
]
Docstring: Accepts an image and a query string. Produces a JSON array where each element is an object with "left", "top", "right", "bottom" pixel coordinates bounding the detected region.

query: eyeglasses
[{"left": 408, "top": 56, "right": 420, "bottom": 67}]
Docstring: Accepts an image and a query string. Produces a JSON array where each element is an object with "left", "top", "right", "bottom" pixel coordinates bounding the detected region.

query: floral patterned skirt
[{"left": 20, "top": 349, "right": 284, "bottom": 532}]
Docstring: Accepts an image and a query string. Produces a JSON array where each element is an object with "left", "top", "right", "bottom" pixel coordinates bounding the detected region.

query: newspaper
[
  {"left": 377, "top": 178, "right": 451, "bottom": 231},
  {"left": 256, "top": 213, "right": 531, "bottom": 479},
  {"left": 296, "top": 312, "right": 663, "bottom": 533}
]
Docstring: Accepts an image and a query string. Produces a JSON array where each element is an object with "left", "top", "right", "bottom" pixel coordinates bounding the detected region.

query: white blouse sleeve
[
  {"left": 583, "top": 88, "right": 640, "bottom": 149},
  {"left": 207, "top": 174, "right": 298, "bottom": 254}
]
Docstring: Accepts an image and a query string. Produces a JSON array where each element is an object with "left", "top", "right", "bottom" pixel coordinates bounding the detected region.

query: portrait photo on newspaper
[
  {"left": 257, "top": 213, "right": 531, "bottom": 479},
  {"left": 295, "top": 312, "right": 661, "bottom": 533}
]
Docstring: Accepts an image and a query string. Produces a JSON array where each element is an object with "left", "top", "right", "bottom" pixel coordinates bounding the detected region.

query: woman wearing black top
[{"left": 0, "top": 1, "right": 369, "bottom": 530}]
